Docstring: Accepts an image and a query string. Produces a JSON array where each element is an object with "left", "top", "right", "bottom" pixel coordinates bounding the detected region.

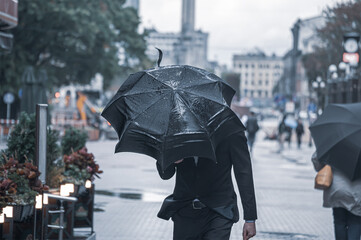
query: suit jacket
[{"left": 157, "top": 130, "right": 257, "bottom": 222}]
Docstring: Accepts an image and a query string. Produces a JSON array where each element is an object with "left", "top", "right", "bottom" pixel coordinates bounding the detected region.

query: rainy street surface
[{"left": 88, "top": 118, "right": 333, "bottom": 240}]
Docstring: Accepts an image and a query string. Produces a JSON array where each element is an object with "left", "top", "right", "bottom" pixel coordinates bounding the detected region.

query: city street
[{"left": 90, "top": 119, "right": 334, "bottom": 240}]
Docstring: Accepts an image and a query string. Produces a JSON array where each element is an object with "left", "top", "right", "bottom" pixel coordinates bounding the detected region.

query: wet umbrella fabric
[
  {"left": 309, "top": 103, "right": 361, "bottom": 180},
  {"left": 101, "top": 65, "right": 244, "bottom": 170}
]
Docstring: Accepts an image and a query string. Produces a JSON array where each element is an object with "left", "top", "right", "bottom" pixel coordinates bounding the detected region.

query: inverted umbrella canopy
[
  {"left": 309, "top": 103, "right": 361, "bottom": 180},
  {"left": 102, "top": 65, "right": 245, "bottom": 170}
]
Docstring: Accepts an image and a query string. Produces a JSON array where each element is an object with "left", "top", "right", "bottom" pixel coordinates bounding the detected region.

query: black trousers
[
  {"left": 333, "top": 207, "right": 361, "bottom": 240},
  {"left": 172, "top": 205, "right": 233, "bottom": 240}
]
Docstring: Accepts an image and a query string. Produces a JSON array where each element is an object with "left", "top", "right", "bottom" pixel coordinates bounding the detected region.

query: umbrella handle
[{"left": 155, "top": 47, "right": 163, "bottom": 68}]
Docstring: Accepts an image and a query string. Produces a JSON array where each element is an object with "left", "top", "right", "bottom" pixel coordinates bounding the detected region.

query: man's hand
[
  {"left": 174, "top": 159, "right": 183, "bottom": 164},
  {"left": 242, "top": 222, "right": 256, "bottom": 240}
]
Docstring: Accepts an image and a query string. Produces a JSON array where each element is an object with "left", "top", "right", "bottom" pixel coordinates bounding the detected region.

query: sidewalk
[{"left": 88, "top": 124, "right": 334, "bottom": 240}]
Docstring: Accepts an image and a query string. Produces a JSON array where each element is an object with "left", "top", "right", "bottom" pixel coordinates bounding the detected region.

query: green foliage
[
  {"left": 61, "top": 127, "right": 88, "bottom": 155},
  {"left": 62, "top": 164, "right": 91, "bottom": 185},
  {"left": 0, "top": 0, "right": 150, "bottom": 94},
  {"left": 7, "top": 172, "right": 37, "bottom": 204},
  {"left": 2, "top": 112, "right": 36, "bottom": 163},
  {"left": 1, "top": 112, "right": 61, "bottom": 168}
]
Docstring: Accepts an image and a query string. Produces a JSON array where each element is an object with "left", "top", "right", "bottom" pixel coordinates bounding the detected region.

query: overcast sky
[{"left": 139, "top": 0, "right": 346, "bottom": 67}]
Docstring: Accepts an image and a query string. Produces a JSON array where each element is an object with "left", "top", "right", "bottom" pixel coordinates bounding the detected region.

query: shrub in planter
[
  {"left": 0, "top": 112, "right": 62, "bottom": 188},
  {"left": 61, "top": 147, "right": 103, "bottom": 185},
  {"left": 0, "top": 156, "right": 48, "bottom": 207},
  {"left": 61, "top": 127, "right": 88, "bottom": 156}
]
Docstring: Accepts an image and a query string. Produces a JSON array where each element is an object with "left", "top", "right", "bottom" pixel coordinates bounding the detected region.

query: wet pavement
[
  {"left": 0, "top": 119, "right": 333, "bottom": 239},
  {"left": 87, "top": 118, "right": 334, "bottom": 240}
]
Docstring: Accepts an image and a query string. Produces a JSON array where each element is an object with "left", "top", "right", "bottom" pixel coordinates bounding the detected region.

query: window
[
  {"left": 245, "top": 80, "right": 248, "bottom": 85},
  {"left": 245, "top": 64, "right": 248, "bottom": 68},
  {"left": 239, "top": 64, "right": 242, "bottom": 68},
  {"left": 251, "top": 64, "right": 255, "bottom": 68},
  {"left": 258, "top": 80, "right": 262, "bottom": 85},
  {"left": 258, "top": 90, "right": 262, "bottom": 97},
  {"left": 251, "top": 80, "right": 255, "bottom": 85},
  {"left": 265, "top": 80, "right": 269, "bottom": 86},
  {"left": 250, "top": 90, "right": 254, "bottom": 97}
]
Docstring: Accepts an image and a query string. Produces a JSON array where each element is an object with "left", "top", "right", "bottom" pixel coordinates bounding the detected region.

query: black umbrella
[
  {"left": 309, "top": 103, "right": 361, "bottom": 180},
  {"left": 102, "top": 65, "right": 244, "bottom": 170}
]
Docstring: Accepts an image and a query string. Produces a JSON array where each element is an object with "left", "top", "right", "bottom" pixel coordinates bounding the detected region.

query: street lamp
[{"left": 312, "top": 76, "right": 326, "bottom": 115}]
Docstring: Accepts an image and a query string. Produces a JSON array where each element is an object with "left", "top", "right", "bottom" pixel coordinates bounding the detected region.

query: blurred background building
[
  {"left": 145, "top": 0, "right": 209, "bottom": 69},
  {"left": 0, "top": 0, "right": 17, "bottom": 54},
  {"left": 277, "top": 16, "right": 326, "bottom": 111},
  {"left": 233, "top": 49, "right": 284, "bottom": 108}
]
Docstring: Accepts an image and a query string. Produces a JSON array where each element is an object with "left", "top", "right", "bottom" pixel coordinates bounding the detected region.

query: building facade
[
  {"left": 233, "top": 50, "right": 284, "bottom": 106},
  {"left": 0, "top": 0, "right": 17, "bottom": 54},
  {"left": 280, "top": 16, "right": 326, "bottom": 110},
  {"left": 145, "top": 0, "right": 209, "bottom": 69}
]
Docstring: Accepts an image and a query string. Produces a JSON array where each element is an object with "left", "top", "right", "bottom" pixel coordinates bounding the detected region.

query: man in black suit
[{"left": 156, "top": 130, "right": 257, "bottom": 240}]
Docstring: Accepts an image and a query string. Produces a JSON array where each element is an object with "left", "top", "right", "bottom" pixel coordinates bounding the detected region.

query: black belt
[{"left": 192, "top": 199, "right": 207, "bottom": 209}]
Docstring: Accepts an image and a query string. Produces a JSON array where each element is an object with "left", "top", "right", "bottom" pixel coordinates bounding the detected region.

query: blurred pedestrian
[
  {"left": 295, "top": 119, "right": 304, "bottom": 149},
  {"left": 157, "top": 131, "right": 257, "bottom": 240},
  {"left": 277, "top": 115, "right": 287, "bottom": 153},
  {"left": 246, "top": 111, "right": 259, "bottom": 153},
  {"left": 285, "top": 125, "right": 292, "bottom": 148},
  {"left": 312, "top": 153, "right": 361, "bottom": 240}
]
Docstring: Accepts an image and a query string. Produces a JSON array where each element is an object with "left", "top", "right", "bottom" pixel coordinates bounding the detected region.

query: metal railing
[{"left": 45, "top": 193, "right": 77, "bottom": 240}]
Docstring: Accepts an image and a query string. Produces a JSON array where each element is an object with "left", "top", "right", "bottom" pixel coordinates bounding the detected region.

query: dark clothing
[
  {"left": 172, "top": 205, "right": 233, "bottom": 240},
  {"left": 157, "top": 131, "right": 257, "bottom": 222},
  {"left": 246, "top": 116, "right": 259, "bottom": 152},
  {"left": 296, "top": 122, "right": 304, "bottom": 148},
  {"left": 333, "top": 207, "right": 361, "bottom": 240},
  {"left": 246, "top": 116, "right": 259, "bottom": 135}
]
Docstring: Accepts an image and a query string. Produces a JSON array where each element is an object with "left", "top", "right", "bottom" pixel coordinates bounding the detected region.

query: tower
[{"left": 181, "top": 0, "right": 195, "bottom": 34}]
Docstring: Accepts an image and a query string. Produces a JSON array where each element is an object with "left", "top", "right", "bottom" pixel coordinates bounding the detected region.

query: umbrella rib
[
  {"left": 310, "top": 122, "right": 361, "bottom": 129},
  {"left": 121, "top": 89, "right": 172, "bottom": 97},
  {"left": 334, "top": 104, "right": 361, "bottom": 122},
  {"left": 180, "top": 88, "right": 226, "bottom": 106},
  {"left": 146, "top": 72, "right": 182, "bottom": 89},
  {"left": 175, "top": 94, "right": 217, "bottom": 154},
  {"left": 131, "top": 92, "right": 172, "bottom": 122},
  {"left": 315, "top": 128, "right": 361, "bottom": 157}
]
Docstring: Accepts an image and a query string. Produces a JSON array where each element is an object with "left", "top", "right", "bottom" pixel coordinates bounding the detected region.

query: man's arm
[
  {"left": 230, "top": 131, "right": 257, "bottom": 221},
  {"left": 156, "top": 162, "right": 176, "bottom": 180}
]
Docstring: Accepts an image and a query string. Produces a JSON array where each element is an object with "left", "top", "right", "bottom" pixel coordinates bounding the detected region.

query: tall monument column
[{"left": 181, "top": 0, "right": 195, "bottom": 34}]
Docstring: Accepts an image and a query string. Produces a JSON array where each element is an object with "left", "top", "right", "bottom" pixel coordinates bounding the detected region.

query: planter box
[
  {"left": 73, "top": 184, "right": 94, "bottom": 231},
  {"left": 13, "top": 204, "right": 34, "bottom": 222}
]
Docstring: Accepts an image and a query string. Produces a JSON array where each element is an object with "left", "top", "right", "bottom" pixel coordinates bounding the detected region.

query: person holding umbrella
[
  {"left": 156, "top": 131, "right": 257, "bottom": 240},
  {"left": 309, "top": 103, "right": 361, "bottom": 239},
  {"left": 102, "top": 52, "right": 257, "bottom": 240},
  {"left": 312, "top": 153, "right": 361, "bottom": 239}
]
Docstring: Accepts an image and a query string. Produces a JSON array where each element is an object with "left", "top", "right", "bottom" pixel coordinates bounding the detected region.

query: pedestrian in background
[
  {"left": 285, "top": 125, "right": 292, "bottom": 148},
  {"left": 295, "top": 119, "right": 304, "bottom": 149},
  {"left": 246, "top": 111, "right": 259, "bottom": 153},
  {"left": 277, "top": 115, "right": 287, "bottom": 153},
  {"left": 312, "top": 153, "right": 361, "bottom": 240}
]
